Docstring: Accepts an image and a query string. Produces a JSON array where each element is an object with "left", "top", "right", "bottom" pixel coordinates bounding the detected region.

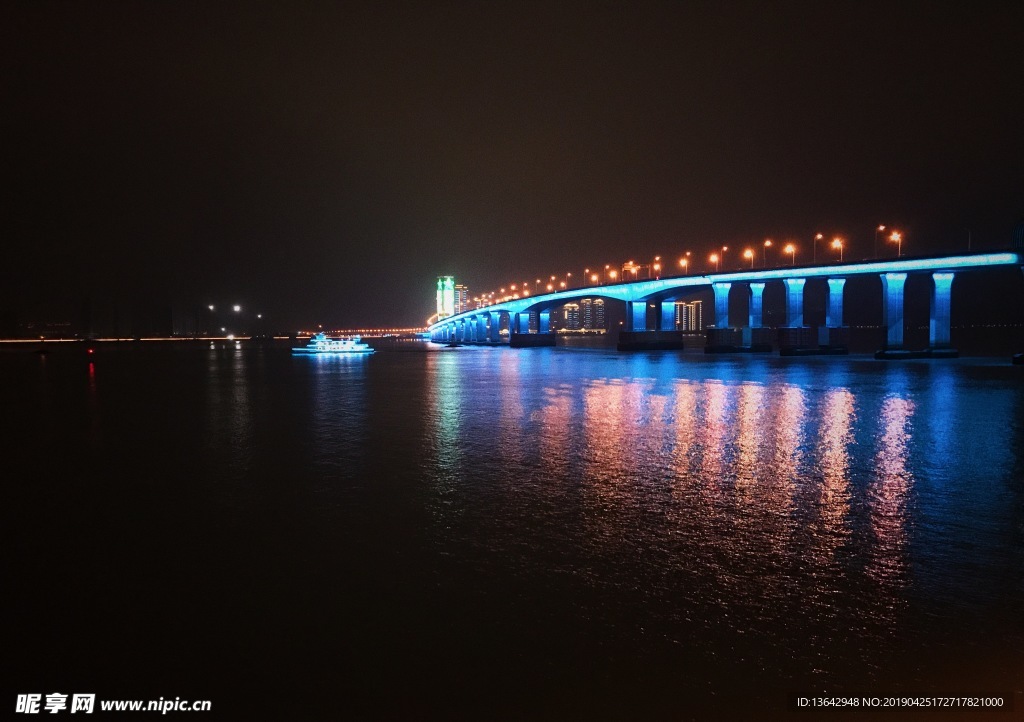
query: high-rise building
[
  {"left": 436, "top": 276, "right": 455, "bottom": 319},
  {"left": 454, "top": 284, "right": 470, "bottom": 314},
  {"left": 563, "top": 303, "right": 580, "bottom": 330},
  {"left": 676, "top": 300, "right": 703, "bottom": 331}
]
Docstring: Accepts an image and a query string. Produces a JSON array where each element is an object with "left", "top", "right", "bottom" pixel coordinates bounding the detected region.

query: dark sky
[{"left": 3, "top": 1, "right": 1023, "bottom": 329}]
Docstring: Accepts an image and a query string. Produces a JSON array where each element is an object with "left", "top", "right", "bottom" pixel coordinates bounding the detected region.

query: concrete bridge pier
[
  {"left": 818, "top": 278, "right": 849, "bottom": 351},
  {"left": 488, "top": 311, "right": 502, "bottom": 343},
  {"left": 628, "top": 301, "right": 647, "bottom": 331},
  {"left": 705, "top": 282, "right": 740, "bottom": 352},
  {"left": 618, "top": 299, "right": 686, "bottom": 351},
  {"left": 509, "top": 310, "right": 555, "bottom": 348},
  {"left": 778, "top": 277, "right": 813, "bottom": 352},
  {"left": 538, "top": 309, "right": 551, "bottom": 334},
  {"left": 929, "top": 273, "right": 954, "bottom": 349},
  {"left": 740, "top": 282, "right": 772, "bottom": 350},
  {"left": 660, "top": 301, "right": 676, "bottom": 331}
]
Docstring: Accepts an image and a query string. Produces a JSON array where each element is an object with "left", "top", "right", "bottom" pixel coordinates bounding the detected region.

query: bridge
[{"left": 428, "top": 251, "right": 1023, "bottom": 357}]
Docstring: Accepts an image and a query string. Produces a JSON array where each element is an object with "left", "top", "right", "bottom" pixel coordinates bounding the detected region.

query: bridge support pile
[{"left": 875, "top": 271, "right": 958, "bottom": 359}]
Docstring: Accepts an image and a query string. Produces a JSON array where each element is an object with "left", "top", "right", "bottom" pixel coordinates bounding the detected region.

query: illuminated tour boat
[{"left": 292, "top": 332, "right": 374, "bottom": 355}]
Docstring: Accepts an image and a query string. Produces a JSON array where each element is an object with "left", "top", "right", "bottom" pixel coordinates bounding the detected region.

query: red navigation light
[{"left": 87, "top": 348, "right": 95, "bottom": 355}]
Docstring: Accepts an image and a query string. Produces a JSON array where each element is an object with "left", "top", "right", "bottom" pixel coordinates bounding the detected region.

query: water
[{"left": 5, "top": 343, "right": 1023, "bottom": 719}]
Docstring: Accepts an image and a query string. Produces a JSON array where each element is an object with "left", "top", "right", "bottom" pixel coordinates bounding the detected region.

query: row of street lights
[{"left": 478, "top": 226, "right": 905, "bottom": 304}]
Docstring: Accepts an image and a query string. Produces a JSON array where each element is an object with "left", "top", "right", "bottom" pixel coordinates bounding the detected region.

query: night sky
[{"left": 4, "top": 1, "right": 1023, "bottom": 330}]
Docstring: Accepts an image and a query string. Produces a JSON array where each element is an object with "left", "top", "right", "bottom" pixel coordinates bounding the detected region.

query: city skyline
[{"left": 4, "top": 2, "right": 1023, "bottom": 331}]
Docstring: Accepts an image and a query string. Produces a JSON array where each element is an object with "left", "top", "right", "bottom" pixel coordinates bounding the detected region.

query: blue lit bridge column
[
  {"left": 784, "top": 278, "right": 806, "bottom": 327},
  {"left": 820, "top": 278, "right": 847, "bottom": 348},
  {"left": 705, "top": 282, "right": 738, "bottom": 351},
  {"left": 881, "top": 272, "right": 907, "bottom": 349},
  {"left": 660, "top": 301, "right": 676, "bottom": 331},
  {"left": 488, "top": 311, "right": 502, "bottom": 342},
  {"left": 778, "top": 277, "right": 810, "bottom": 351},
  {"left": 930, "top": 273, "right": 954, "bottom": 348},
  {"left": 748, "top": 282, "right": 766, "bottom": 327},
  {"left": 539, "top": 309, "right": 551, "bottom": 334},
  {"left": 628, "top": 301, "right": 647, "bottom": 331},
  {"left": 740, "top": 282, "right": 770, "bottom": 349},
  {"left": 516, "top": 312, "right": 530, "bottom": 335}
]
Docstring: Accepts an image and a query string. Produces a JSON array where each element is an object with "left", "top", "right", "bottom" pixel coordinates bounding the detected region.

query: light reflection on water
[{"left": 422, "top": 349, "right": 1024, "bottom": 694}]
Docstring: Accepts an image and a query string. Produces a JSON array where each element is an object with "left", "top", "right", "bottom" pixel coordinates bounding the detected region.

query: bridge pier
[
  {"left": 488, "top": 311, "right": 502, "bottom": 343},
  {"left": 660, "top": 301, "right": 676, "bottom": 331},
  {"left": 538, "top": 309, "right": 551, "bottom": 334},
  {"left": 778, "top": 277, "right": 814, "bottom": 353},
  {"left": 628, "top": 301, "right": 647, "bottom": 331},
  {"left": 818, "top": 278, "right": 849, "bottom": 351},
  {"left": 705, "top": 282, "right": 742, "bottom": 352},
  {"left": 739, "top": 282, "right": 772, "bottom": 350},
  {"left": 929, "top": 272, "right": 954, "bottom": 348}
]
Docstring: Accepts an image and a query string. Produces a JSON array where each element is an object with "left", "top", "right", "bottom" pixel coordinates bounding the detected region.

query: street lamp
[
  {"left": 679, "top": 256, "right": 689, "bottom": 274},
  {"left": 812, "top": 233, "right": 823, "bottom": 263},
  {"left": 743, "top": 248, "right": 754, "bottom": 268},
  {"left": 721, "top": 246, "right": 728, "bottom": 269},
  {"left": 608, "top": 269, "right": 618, "bottom": 281},
  {"left": 784, "top": 243, "right": 796, "bottom": 265},
  {"left": 653, "top": 256, "right": 661, "bottom": 279},
  {"left": 832, "top": 237, "right": 844, "bottom": 262},
  {"left": 889, "top": 230, "right": 902, "bottom": 257},
  {"left": 590, "top": 272, "right": 599, "bottom": 284},
  {"left": 874, "top": 225, "right": 886, "bottom": 258},
  {"left": 233, "top": 304, "right": 241, "bottom": 312},
  {"left": 763, "top": 239, "right": 772, "bottom": 267},
  {"left": 710, "top": 252, "right": 720, "bottom": 272}
]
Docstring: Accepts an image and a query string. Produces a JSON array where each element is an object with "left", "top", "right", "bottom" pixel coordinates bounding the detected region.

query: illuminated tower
[
  {"left": 454, "top": 284, "right": 470, "bottom": 314},
  {"left": 437, "top": 276, "right": 455, "bottom": 319},
  {"left": 581, "top": 299, "right": 593, "bottom": 329},
  {"left": 564, "top": 303, "right": 580, "bottom": 330},
  {"left": 677, "top": 300, "right": 703, "bottom": 331},
  {"left": 593, "top": 299, "right": 605, "bottom": 329}
]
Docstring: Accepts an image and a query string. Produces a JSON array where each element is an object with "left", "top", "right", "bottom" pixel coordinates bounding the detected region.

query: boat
[{"left": 292, "top": 332, "right": 374, "bottom": 355}]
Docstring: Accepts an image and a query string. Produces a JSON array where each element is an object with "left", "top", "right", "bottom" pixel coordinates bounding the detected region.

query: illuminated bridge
[{"left": 428, "top": 252, "right": 1023, "bottom": 356}]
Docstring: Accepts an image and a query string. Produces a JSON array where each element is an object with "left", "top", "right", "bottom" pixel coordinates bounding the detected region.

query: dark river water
[{"left": 5, "top": 342, "right": 1023, "bottom": 719}]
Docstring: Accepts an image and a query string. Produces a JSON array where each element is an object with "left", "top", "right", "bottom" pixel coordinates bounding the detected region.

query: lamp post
[
  {"left": 653, "top": 256, "right": 661, "bottom": 279},
  {"left": 721, "top": 246, "right": 728, "bottom": 269},
  {"left": 710, "top": 252, "right": 720, "bottom": 272},
  {"left": 832, "top": 237, "right": 844, "bottom": 262},
  {"left": 744, "top": 248, "right": 754, "bottom": 268},
  {"left": 784, "top": 243, "right": 796, "bottom": 265},
  {"left": 889, "top": 230, "right": 902, "bottom": 257},
  {"left": 812, "top": 233, "right": 823, "bottom": 263},
  {"left": 763, "top": 239, "right": 772, "bottom": 267}
]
